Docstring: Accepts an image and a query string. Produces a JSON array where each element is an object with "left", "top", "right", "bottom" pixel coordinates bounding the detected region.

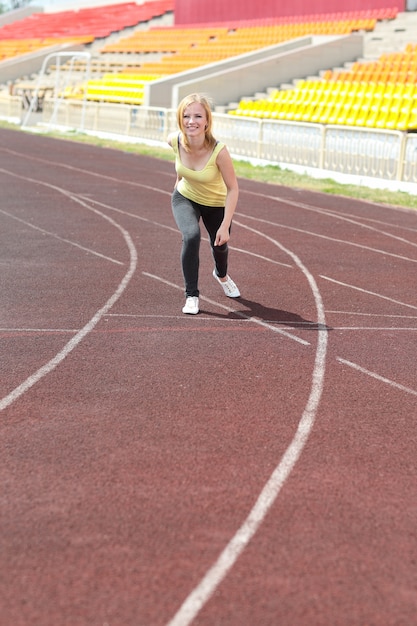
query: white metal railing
[
  {"left": 2, "top": 97, "right": 417, "bottom": 186},
  {"left": 322, "top": 126, "right": 404, "bottom": 180},
  {"left": 0, "top": 94, "right": 23, "bottom": 121},
  {"left": 402, "top": 133, "right": 417, "bottom": 183}
]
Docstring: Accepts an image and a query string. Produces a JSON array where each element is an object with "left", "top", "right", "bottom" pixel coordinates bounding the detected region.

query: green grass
[
  {"left": 233, "top": 160, "right": 417, "bottom": 210},
  {"left": 2, "top": 120, "right": 417, "bottom": 210}
]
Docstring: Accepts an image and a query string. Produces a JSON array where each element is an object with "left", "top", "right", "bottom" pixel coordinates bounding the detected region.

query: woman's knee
[{"left": 182, "top": 229, "right": 200, "bottom": 249}]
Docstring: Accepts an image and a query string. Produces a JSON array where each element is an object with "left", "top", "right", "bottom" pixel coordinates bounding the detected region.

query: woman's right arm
[{"left": 167, "top": 133, "right": 182, "bottom": 188}]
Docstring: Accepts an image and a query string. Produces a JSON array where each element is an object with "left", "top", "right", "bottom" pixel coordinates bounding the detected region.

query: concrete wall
[{"left": 145, "top": 33, "right": 363, "bottom": 109}]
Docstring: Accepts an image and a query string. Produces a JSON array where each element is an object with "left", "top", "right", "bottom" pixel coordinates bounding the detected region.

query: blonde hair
[{"left": 177, "top": 93, "right": 216, "bottom": 152}]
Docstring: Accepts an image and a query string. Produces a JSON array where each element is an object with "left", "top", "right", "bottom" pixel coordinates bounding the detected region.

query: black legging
[{"left": 171, "top": 189, "right": 229, "bottom": 297}]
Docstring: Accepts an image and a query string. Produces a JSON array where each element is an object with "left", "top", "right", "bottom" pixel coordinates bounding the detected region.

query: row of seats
[
  {"left": 230, "top": 77, "right": 417, "bottom": 131},
  {"left": 64, "top": 72, "right": 161, "bottom": 105},
  {"left": 173, "top": 8, "right": 398, "bottom": 30},
  {"left": 326, "top": 48, "right": 417, "bottom": 84},
  {"left": 0, "top": 36, "right": 94, "bottom": 61},
  {"left": 101, "top": 18, "right": 377, "bottom": 55},
  {"left": 102, "top": 26, "right": 229, "bottom": 54},
  {"left": 51, "top": 58, "right": 144, "bottom": 74},
  {"left": 0, "top": 0, "right": 173, "bottom": 41}
]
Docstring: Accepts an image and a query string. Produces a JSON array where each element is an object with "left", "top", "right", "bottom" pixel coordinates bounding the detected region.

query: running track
[{"left": 1, "top": 127, "right": 416, "bottom": 626}]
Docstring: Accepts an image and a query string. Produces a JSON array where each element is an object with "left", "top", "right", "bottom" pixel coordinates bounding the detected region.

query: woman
[{"left": 168, "top": 93, "right": 240, "bottom": 315}]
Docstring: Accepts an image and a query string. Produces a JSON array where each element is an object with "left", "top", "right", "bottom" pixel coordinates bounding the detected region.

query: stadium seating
[
  {"left": 3, "top": 3, "right": 417, "bottom": 131},
  {"left": 53, "top": 16, "right": 382, "bottom": 104},
  {"left": 64, "top": 72, "right": 162, "bottom": 104},
  {"left": 26, "top": 14, "right": 368, "bottom": 100},
  {"left": 0, "top": 1, "right": 173, "bottom": 39},
  {"left": 229, "top": 40, "right": 417, "bottom": 131},
  {"left": 100, "top": 18, "right": 376, "bottom": 57},
  {"left": 72, "top": 15, "right": 383, "bottom": 99},
  {"left": 231, "top": 79, "right": 417, "bottom": 131}
]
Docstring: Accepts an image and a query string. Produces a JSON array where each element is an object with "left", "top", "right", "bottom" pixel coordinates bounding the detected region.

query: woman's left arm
[{"left": 215, "top": 146, "right": 239, "bottom": 246}]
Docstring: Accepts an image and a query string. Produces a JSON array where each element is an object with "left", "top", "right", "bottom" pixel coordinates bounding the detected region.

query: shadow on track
[{"left": 201, "top": 297, "right": 332, "bottom": 331}]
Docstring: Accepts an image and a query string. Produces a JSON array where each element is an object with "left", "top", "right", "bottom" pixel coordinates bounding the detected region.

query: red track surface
[{"left": 1, "top": 127, "right": 416, "bottom": 626}]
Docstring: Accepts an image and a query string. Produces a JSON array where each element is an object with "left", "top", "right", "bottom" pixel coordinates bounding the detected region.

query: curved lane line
[
  {"left": 166, "top": 220, "right": 328, "bottom": 626},
  {"left": 0, "top": 179, "right": 137, "bottom": 412}
]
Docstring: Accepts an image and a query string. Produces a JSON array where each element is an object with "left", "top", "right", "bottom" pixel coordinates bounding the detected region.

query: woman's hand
[{"left": 214, "top": 224, "right": 230, "bottom": 246}]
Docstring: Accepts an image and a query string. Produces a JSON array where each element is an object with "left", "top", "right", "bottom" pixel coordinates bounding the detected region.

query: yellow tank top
[{"left": 171, "top": 134, "right": 227, "bottom": 207}]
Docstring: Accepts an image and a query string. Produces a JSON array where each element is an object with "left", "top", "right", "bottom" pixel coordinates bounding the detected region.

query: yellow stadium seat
[{"left": 396, "top": 89, "right": 417, "bottom": 130}]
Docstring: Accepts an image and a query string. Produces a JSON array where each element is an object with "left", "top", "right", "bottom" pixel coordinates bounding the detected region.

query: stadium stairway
[{"left": 363, "top": 9, "right": 417, "bottom": 58}]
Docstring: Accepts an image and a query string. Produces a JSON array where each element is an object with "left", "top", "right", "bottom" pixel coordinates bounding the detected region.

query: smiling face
[
  {"left": 181, "top": 102, "right": 207, "bottom": 140},
  {"left": 177, "top": 94, "right": 214, "bottom": 151}
]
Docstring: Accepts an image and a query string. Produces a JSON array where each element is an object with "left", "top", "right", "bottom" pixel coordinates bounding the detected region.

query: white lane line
[
  {"left": 0, "top": 197, "right": 137, "bottom": 412},
  {"left": 166, "top": 222, "right": 328, "bottom": 626},
  {"left": 0, "top": 208, "right": 124, "bottom": 265},
  {"left": 106, "top": 313, "right": 252, "bottom": 322},
  {"left": 337, "top": 358, "right": 417, "bottom": 397},
  {"left": 327, "top": 311, "right": 417, "bottom": 319},
  {"left": 142, "top": 272, "right": 310, "bottom": 346},
  {"left": 330, "top": 327, "right": 417, "bottom": 331},
  {"left": 320, "top": 276, "right": 417, "bottom": 311},
  {"left": 237, "top": 212, "right": 417, "bottom": 264},
  {"left": 0, "top": 328, "right": 78, "bottom": 333},
  {"left": 259, "top": 197, "right": 417, "bottom": 248},
  {"left": 292, "top": 202, "right": 417, "bottom": 234}
]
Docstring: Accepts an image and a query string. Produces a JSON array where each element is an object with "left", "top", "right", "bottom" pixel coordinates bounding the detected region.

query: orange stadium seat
[
  {"left": 0, "top": 36, "right": 94, "bottom": 61},
  {"left": 0, "top": 1, "right": 174, "bottom": 42}
]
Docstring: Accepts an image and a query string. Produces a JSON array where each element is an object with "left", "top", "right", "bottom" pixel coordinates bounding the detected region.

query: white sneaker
[
  {"left": 213, "top": 270, "right": 240, "bottom": 298},
  {"left": 182, "top": 296, "right": 199, "bottom": 314}
]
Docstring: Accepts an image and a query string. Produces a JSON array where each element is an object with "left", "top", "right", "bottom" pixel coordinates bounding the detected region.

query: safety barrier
[
  {"left": 0, "top": 94, "right": 23, "bottom": 121},
  {"left": 5, "top": 97, "right": 417, "bottom": 186}
]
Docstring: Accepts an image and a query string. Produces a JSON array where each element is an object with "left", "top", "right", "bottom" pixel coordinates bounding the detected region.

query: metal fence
[
  {"left": 2, "top": 96, "right": 417, "bottom": 186},
  {"left": 0, "top": 95, "right": 22, "bottom": 121}
]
